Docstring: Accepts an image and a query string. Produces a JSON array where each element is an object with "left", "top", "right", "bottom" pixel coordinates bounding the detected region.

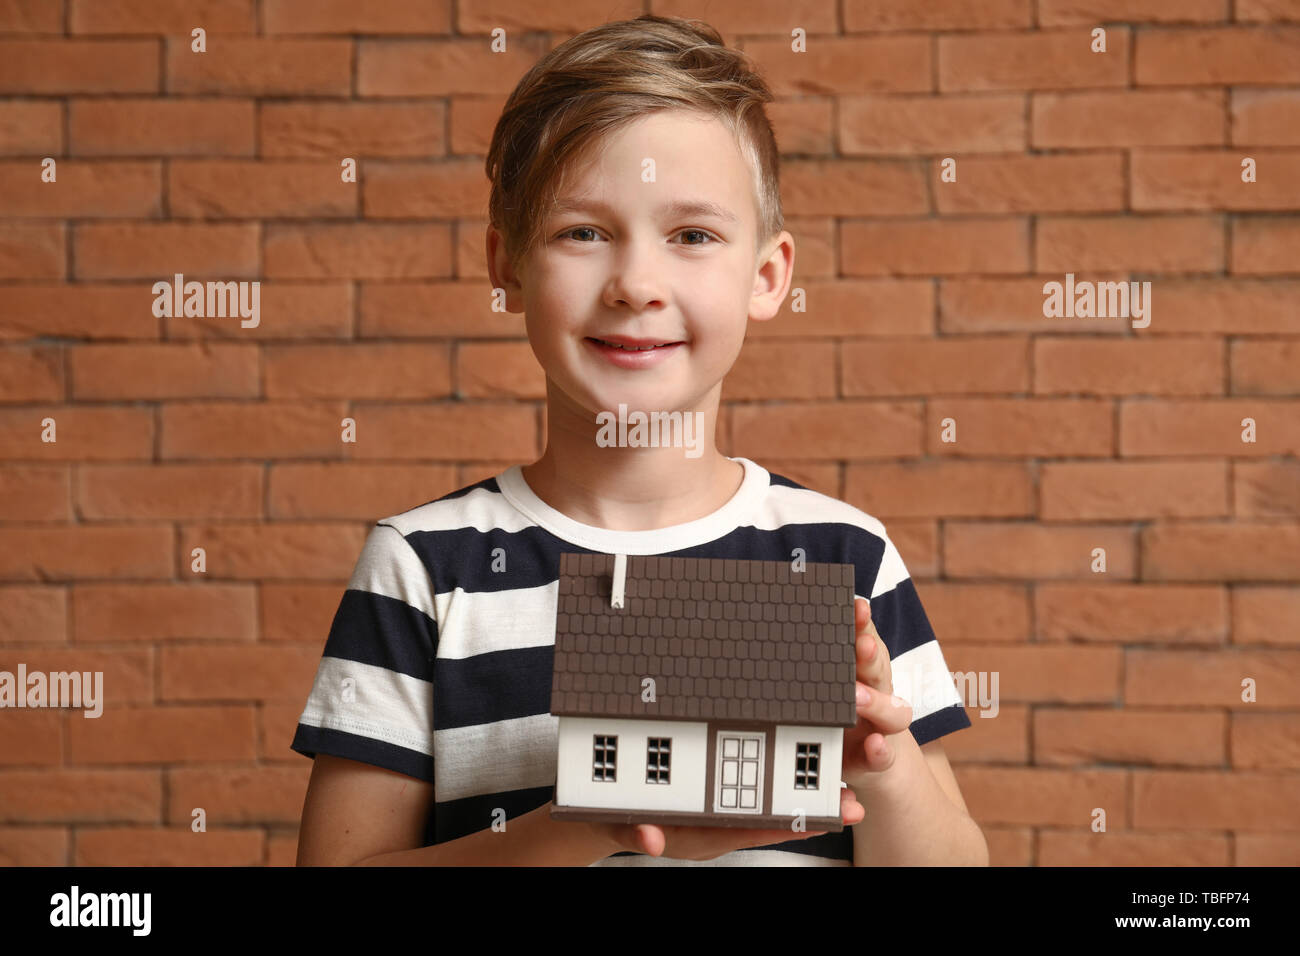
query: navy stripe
[
  {"left": 430, "top": 785, "right": 554, "bottom": 844},
  {"left": 433, "top": 645, "right": 554, "bottom": 730},
  {"left": 910, "top": 703, "right": 973, "bottom": 747},
  {"left": 871, "top": 576, "right": 938, "bottom": 660},
  {"left": 325, "top": 589, "right": 437, "bottom": 682},
  {"left": 292, "top": 723, "right": 434, "bottom": 784}
]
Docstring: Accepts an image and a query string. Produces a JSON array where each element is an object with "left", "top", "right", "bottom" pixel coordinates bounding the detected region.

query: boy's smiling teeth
[{"left": 589, "top": 337, "right": 678, "bottom": 351}]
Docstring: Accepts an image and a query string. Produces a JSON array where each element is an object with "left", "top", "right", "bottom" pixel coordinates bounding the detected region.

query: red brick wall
[{"left": 1, "top": 0, "right": 1297, "bottom": 866}]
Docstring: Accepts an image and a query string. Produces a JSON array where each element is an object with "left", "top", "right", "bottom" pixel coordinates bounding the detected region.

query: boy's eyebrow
[{"left": 548, "top": 197, "right": 739, "bottom": 224}]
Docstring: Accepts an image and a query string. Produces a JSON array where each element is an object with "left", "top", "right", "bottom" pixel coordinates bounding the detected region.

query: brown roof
[{"left": 551, "top": 552, "right": 858, "bottom": 728}]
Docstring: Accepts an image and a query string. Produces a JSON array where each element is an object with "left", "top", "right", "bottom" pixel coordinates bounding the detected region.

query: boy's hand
[
  {"left": 843, "top": 597, "right": 913, "bottom": 792},
  {"left": 598, "top": 786, "right": 864, "bottom": 860}
]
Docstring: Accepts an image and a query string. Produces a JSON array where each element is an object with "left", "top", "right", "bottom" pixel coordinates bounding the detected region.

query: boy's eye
[{"left": 558, "top": 227, "right": 717, "bottom": 245}]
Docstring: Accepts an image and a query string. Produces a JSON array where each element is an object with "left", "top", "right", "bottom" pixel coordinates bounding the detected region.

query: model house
[{"left": 550, "top": 551, "right": 858, "bottom": 832}]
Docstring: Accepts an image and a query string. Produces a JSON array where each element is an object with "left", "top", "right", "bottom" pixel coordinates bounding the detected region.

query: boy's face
[{"left": 491, "top": 109, "right": 792, "bottom": 426}]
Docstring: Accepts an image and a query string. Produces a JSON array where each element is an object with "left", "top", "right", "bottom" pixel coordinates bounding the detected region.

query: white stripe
[
  {"left": 431, "top": 582, "right": 558, "bottom": 659},
  {"left": 433, "top": 714, "right": 559, "bottom": 802},
  {"left": 297, "top": 657, "right": 433, "bottom": 756},
  {"left": 888, "top": 640, "right": 963, "bottom": 721},
  {"left": 349, "top": 523, "right": 437, "bottom": 622}
]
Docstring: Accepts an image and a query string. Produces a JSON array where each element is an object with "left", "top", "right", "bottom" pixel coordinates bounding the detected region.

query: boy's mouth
[{"left": 586, "top": 337, "right": 682, "bottom": 351}]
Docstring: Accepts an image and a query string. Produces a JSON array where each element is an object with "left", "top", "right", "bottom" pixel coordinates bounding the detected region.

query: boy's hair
[{"left": 485, "top": 14, "right": 783, "bottom": 271}]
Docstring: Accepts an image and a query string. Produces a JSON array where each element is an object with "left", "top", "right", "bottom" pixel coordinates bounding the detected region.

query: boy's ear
[
  {"left": 749, "top": 230, "right": 795, "bottom": 323},
  {"left": 485, "top": 224, "right": 524, "bottom": 313}
]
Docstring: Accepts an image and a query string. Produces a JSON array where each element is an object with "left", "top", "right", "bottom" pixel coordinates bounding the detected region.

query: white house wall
[
  {"left": 556, "top": 716, "right": 707, "bottom": 813},
  {"left": 770, "top": 725, "right": 843, "bottom": 820}
]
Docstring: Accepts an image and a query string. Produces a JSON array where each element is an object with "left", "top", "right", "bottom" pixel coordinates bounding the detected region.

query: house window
[
  {"left": 795, "top": 742, "right": 820, "bottom": 789},
  {"left": 593, "top": 735, "right": 617, "bottom": 781},
  {"left": 646, "top": 737, "right": 671, "bottom": 784}
]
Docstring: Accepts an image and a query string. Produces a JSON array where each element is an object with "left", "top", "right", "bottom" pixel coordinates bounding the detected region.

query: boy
[{"left": 293, "top": 14, "right": 986, "bottom": 867}]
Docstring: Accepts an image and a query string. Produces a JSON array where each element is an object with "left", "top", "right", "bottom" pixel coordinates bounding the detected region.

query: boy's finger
[{"left": 855, "top": 683, "right": 912, "bottom": 735}]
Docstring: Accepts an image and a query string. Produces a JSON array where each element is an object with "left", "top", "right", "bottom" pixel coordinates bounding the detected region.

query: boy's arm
[{"left": 296, "top": 754, "right": 617, "bottom": 866}]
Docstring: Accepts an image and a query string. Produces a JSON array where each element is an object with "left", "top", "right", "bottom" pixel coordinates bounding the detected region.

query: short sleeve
[
  {"left": 290, "top": 522, "right": 438, "bottom": 782},
  {"left": 861, "top": 526, "right": 972, "bottom": 747}
]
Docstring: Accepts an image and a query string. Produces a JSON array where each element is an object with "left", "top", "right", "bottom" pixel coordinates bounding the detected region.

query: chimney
[{"left": 610, "top": 553, "right": 627, "bottom": 609}]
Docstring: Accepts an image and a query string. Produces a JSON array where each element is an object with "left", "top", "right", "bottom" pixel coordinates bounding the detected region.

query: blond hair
[{"left": 485, "top": 14, "right": 783, "bottom": 270}]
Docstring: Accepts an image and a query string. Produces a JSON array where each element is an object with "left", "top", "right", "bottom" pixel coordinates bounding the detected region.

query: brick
[
  {"left": 70, "top": 343, "right": 259, "bottom": 400},
  {"left": 0, "top": 284, "right": 158, "bottom": 340},
  {"left": 912, "top": 582, "right": 1032, "bottom": 643},
  {"left": 75, "top": 827, "right": 264, "bottom": 866},
  {"left": 1237, "top": 833, "right": 1300, "bottom": 865},
  {"left": 1143, "top": 521, "right": 1300, "bottom": 581},
  {"left": 767, "top": 98, "right": 834, "bottom": 155},
  {"left": 1132, "top": 149, "right": 1300, "bottom": 211},
  {"left": 1121, "top": 399, "right": 1300, "bottom": 455},
  {"left": 1040, "top": 0, "right": 1228, "bottom": 23},
  {"left": 175, "top": 522, "right": 366, "bottom": 581},
  {"left": 160, "top": 400, "right": 349, "bottom": 459},
  {"left": 721, "top": 340, "right": 837, "bottom": 401},
  {"left": 0, "top": 525, "right": 171, "bottom": 580},
  {"left": 732, "top": 400, "right": 922, "bottom": 460},
  {"left": 69, "top": 0, "right": 255, "bottom": 34},
  {"left": 941, "top": 704, "right": 1028, "bottom": 762},
  {"left": 1128, "top": 648, "right": 1300, "bottom": 706},
  {"left": 1038, "top": 831, "right": 1229, "bottom": 866},
  {"left": 843, "top": 0, "right": 1030, "bottom": 29},
  {"left": 264, "top": 223, "right": 452, "bottom": 279},
  {"left": 267, "top": 463, "right": 458, "bottom": 520},
  {"left": 1231, "top": 217, "right": 1300, "bottom": 274},
  {"left": 1237, "top": 0, "right": 1300, "bottom": 20},
  {"left": 1231, "top": 713, "right": 1300, "bottom": 769},
  {"left": 258, "top": 701, "right": 304, "bottom": 759},
  {"left": 457, "top": 341, "right": 548, "bottom": 399},
  {"left": 0, "top": 711, "right": 60, "bottom": 764},
  {"left": 260, "top": 102, "right": 445, "bottom": 158},
  {"left": 448, "top": 95, "right": 509, "bottom": 156},
  {"left": 363, "top": 160, "right": 490, "bottom": 218},
  {"left": 879, "top": 520, "right": 939, "bottom": 577},
  {"left": 944, "top": 522, "right": 1136, "bottom": 578},
  {"left": 781, "top": 159, "right": 928, "bottom": 216},
  {"left": 1036, "top": 215, "right": 1226, "bottom": 272},
  {"left": 1232, "top": 89, "right": 1300, "bottom": 146},
  {"left": 1036, "top": 707, "right": 1224, "bottom": 766},
  {"left": 940, "top": 276, "right": 1135, "bottom": 333},
  {"left": 346, "top": 402, "right": 540, "bottom": 461},
  {"left": 742, "top": 279, "right": 935, "bottom": 338},
  {"left": 0, "top": 769, "right": 160, "bottom": 823},
  {"left": 1036, "top": 583, "right": 1228, "bottom": 643},
  {"left": 1034, "top": 338, "right": 1224, "bottom": 397},
  {"left": 1138, "top": 280, "right": 1300, "bottom": 334},
  {"left": 1136, "top": 27, "right": 1300, "bottom": 85},
  {"left": 0, "top": 40, "right": 157, "bottom": 93},
  {"left": 166, "top": 37, "right": 350, "bottom": 95},
  {"left": 954, "top": 767, "right": 1128, "bottom": 825},
  {"left": 939, "top": 29, "right": 1130, "bottom": 92},
  {"left": 0, "top": 100, "right": 61, "bottom": 155},
  {"left": 0, "top": 159, "right": 160, "bottom": 217},
  {"left": 358, "top": 38, "right": 544, "bottom": 96},
  {"left": 263, "top": 0, "right": 448, "bottom": 34},
  {"left": 261, "top": 583, "right": 348, "bottom": 642},
  {"left": 69, "top": 98, "right": 254, "bottom": 156},
  {"left": 460, "top": 0, "right": 645, "bottom": 33},
  {"left": 1234, "top": 461, "right": 1300, "bottom": 516},
  {"left": 360, "top": 280, "right": 524, "bottom": 338},
  {"left": 0, "top": 827, "right": 67, "bottom": 866},
  {"left": 74, "top": 222, "right": 258, "bottom": 279},
  {"left": 0, "top": 0, "right": 63, "bottom": 32},
  {"left": 1040, "top": 459, "right": 1228, "bottom": 520},
  {"left": 844, "top": 460, "right": 1033, "bottom": 518},
  {"left": 167, "top": 765, "right": 310, "bottom": 823},
  {"left": 0, "top": 222, "right": 62, "bottom": 277},
  {"left": 927, "top": 398, "right": 1113, "bottom": 456},
  {"left": 741, "top": 36, "right": 931, "bottom": 95},
  {"left": 266, "top": 832, "right": 298, "bottom": 866},
  {"left": 1032, "top": 90, "right": 1225, "bottom": 147},
  {"left": 1134, "top": 770, "right": 1300, "bottom": 830},
  {"left": 169, "top": 161, "right": 357, "bottom": 218},
  {"left": 1232, "top": 586, "right": 1300, "bottom": 645},
  {"left": 68, "top": 705, "right": 257, "bottom": 764},
  {"left": 934, "top": 154, "right": 1125, "bottom": 213},
  {"left": 943, "top": 643, "right": 1121, "bottom": 702},
  {"left": 77, "top": 463, "right": 262, "bottom": 520},
  {"left": 842, "top": 218, "right": 1030, "bottom": 275},
  {"left": 0, "top": 585, "right": 67, "bottom": 644},
  {"left": 164, "top": 283, "right": 353, "bottom": 341},
  {"left": 263, "top": 343, "right": 452, "bottom": 399},
  {"left": 839, "top": 94, "right": 1025, "bottom": 155},
  {"left": 0, "top": 465, "right": 68, "bottom": 521},
  {"left": 160, "top": 644, "right": 326, "bottom": 701},
  {"left": 0, "top": 648, "right": 151, "bottom": 702},
  {"left": 0, "top": 344, "right": 61, "bottom": 401},
  {"left": 842, "top": 337, "right": 1030, "bottom": 397},
  {"left": 0, "top": 406, "right": 153, "bottom": 461},
  {"left": 73, "top": 582, "right": 257, "bottom": 642},
  {"left": 983, "top": 826, "right": 1032, "bottom": 866}
]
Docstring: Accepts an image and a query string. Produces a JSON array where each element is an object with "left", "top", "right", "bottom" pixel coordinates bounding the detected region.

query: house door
[{"left": 714, "top": 732, "right": 764, "bottom": 814}]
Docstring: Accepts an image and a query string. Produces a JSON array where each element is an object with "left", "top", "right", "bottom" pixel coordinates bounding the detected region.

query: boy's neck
[{"left": 519, "top": 450, "right": 745, "bottom": 533}]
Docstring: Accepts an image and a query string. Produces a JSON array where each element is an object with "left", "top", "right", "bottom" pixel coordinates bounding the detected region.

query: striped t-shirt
[{"left": 291, "top": 456, "right": 971, "bottom": 866}]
